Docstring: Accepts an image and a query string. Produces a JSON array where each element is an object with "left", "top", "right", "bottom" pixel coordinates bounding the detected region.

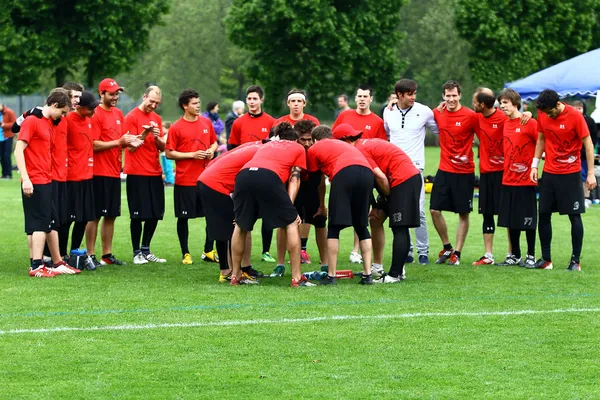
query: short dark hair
[
  {"left": 338, "top": 94, "right": 348, "bottom": 102},
  {"left": 497, "top": 88, "right": 521, "bottom": 110},
  {"left": 312, "top": 125, "right": 332, "bottom": 141},
  {"left": 178, "top": 89, "right": 199, "bottom": 111},
  {"left": 206, "top": 101, "right": 218, "bottom": 112},
  {"left": 272, "top": 122, "right": 298, "bottom": 141},
  {"left": 394, "top": 79, "right": 418, "bottom": 95},
  {"left": 163, "top": 121, "right": 172, "bottom": 129},
  {"left": 572, "top": 100, "right": 584, "bottom": 108},
  {"left": 46, "top": 90, "right": 71, "bottom": 108},
  {"left": 357, "top": 84, "right": 373, "bottom": 96},
  {"left": 475, "top": 88, "right": 496, "bottom": 109},
  {"left": 62, "top": 81, "right": 83, "bottom": 93},
  {"left": 246, "top": 85, "right": 264, "bottom": 99},
  {"left": 294, "top": 120, "right": 316, "bottom": 136},
  {"left": 442, "top": 80, "right": 461, "bottom": 95},
  {"left": 536, "top": 89, "right": 560, "bottom": 111}
]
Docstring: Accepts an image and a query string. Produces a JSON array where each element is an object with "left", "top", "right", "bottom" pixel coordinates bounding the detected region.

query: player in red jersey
[
  {"left": 14, "top": 90, "right": 71, "bottom": 277},
  {"left": 230, "top": 123, "right": 314, "bottom": 287},
  {"left": 228, "top": 85, "right": 277, "bottom": 263},
  {"left": 332, "top": 84, "right": 386, "bottom": 265},
  {"left": 308, "top": 124, "right": 374, "bottom": 285},
  {"left": 86, "top": 79, "right": 135, "bottom": 267},
  {"left": 530, "top": 89, "right": 597, "bottom": 271},
  {"left": 496, "top": 89, "right": 538, "bottom": 268},
  {"left": 165, "top": 89, "right": 218, "bottom": 265},
  {"left": 124, "top": 86, "right": 167, "bottom": 265},
  {"left": 430, "top": 80, "right": 478, "bottom": 266}
]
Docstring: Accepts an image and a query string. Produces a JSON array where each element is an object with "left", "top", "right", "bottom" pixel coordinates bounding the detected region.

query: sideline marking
[{"left": 1, "top": 307, "right": 598, "bottom": 335}]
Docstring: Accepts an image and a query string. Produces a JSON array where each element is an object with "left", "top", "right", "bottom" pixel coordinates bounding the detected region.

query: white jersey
[{"left": 384, "top": 101, "right": 438, "bottom": 170}]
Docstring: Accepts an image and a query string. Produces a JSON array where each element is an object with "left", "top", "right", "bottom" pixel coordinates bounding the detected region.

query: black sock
[
  {"left": 141, "top": 219, "right": 158, "bottom": 248},
  {"left": 569, "top": 214, "right": 583, "bottom": 262},
  {"left": 177, "top": 218, "right": 189, "bottom": 255},
  {"left": 301, "top": 238, "right": 308, "bottom": 250},
  {"left": 242, "top": 265, "right": 252, "bottom": 272},
  {"left": 526, "top": 229, "right": 536, "bottom": 256},
  {"left": 141, "top": 246, "right": 150, "bottom": 255},
  {"left": 390, "top": 227, "right": 410, "bottom": 277},
  {"left": 204, "top": 226, "right": 214, "bottom": 253},
  {"left": 261, "top": 225, "right": 272, "bottom": 253},
  {"left": 102, "top": 253, "right": 112, "bottom": 259},
  {"left": 454, "top": 250, "right": 461, "bottom": 258},
  {"left": 70, "top": 222, "right": 86, "bottom": 251},
  {"left": 444, "top": 243, "right": 453, "bottom": 250},
  {"left": 539, "top": 213, "right": 552, "bottom": 261},
  {"left": 130, "top": 220, "right": 143, "bottom": 253},
  {"left": 216, "top": 240, "right": 229, "bottom": 271},
  {"left": 30, "top": 258, "right": 33, "bottom": 268},
  {"left": 32, "top": 259, "right": 42, "bottom": 269},
  {"left": 509, "top": 229, "right": 522, "bottom": 259}
]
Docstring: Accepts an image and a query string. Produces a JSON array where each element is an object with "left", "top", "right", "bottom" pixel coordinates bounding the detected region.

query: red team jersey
[
  {"left": 19, "top": 116, "right": 54, "bottom": 185},
  {"left": 502, "top": 118, "right": 538, "bottom": 186},
  {"left": 243, "top": 140, "right": 307, "bottom": 183},
  {"left": 537, "top": 105, "right": 590, "bottom": 175},
  {"left": 476, "top": 109, "right": 507, "bottom": 173},
  {"left": 355, "top": 138, "right": 419, "bottom": 188},
  {"left": 166, "top": 116, "right": 217, "bottom": 186},
  {"left": 332, "top": 109, "right": 387, "bottom": 140},
  {"left": 52, "top": 117, "right": 68, "bottom": 182},
  {"left": 92, "top": 106, "right": 125, "bottom": 178},
  {"left": 274, "top": 114, "right": 320, "bottom": 127},
  {"left": 199, "top": 142, "right": 262, "bottom": 195},
  {"left": 123, "top": 107, "right": 163, "bottom": 176},
  {"left": 228, "top": 112, "right": 276, "bottom": 145},
  {"left": 433, "top": 107, "right": 478, "bottom": 174},
  {"left": 307, "top": 138, "right": 371, "bottom": 179},
  {"left": 66, "top": 112, "right": 94, "bottom": 181}
]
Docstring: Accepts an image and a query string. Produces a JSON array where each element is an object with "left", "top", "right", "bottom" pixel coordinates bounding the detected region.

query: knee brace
[{"left": 482, "top": 214, "right": 495, "bottom": 234}]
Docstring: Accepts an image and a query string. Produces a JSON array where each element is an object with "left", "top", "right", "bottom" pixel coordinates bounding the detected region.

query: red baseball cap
[
  {"left": 98, "top": 78, "right": 124, "bottom": 93},
  {"left": 333, "top": 123, "right": 362, "bottom": 139}
]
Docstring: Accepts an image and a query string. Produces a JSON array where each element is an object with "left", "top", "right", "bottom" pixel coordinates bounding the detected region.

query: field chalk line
[{"left": 1, "top": 307, "right": 599, "bottom": 335}]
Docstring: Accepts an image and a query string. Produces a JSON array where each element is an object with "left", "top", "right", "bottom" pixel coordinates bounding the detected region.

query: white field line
[{"left": 1, "top": 307, "right": 599, "bottom": 336}]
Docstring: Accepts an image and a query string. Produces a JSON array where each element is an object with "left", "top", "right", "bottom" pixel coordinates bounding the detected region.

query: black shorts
[
  {"left": 51, "top": 180, "right": 68, "bottom": 228},
  {"left": 23, "top": 183, "right": 52, "bottom": 234},
  {"left": 67, "top": 179, "right": 96, "bottom": 222},
  {"left": 538, "top": 171, "right": 585, "bottom": 215},
  {"left": 498, "top": 185, "right": 537, "bottom": 230},
  {"left": 126, "top": 175, "right": 165, "bottom": 220},
  {"left": 295, "top": 176, "right": 326, "bottom": 229},
  {"left": 478, "top": 171, "right": 503, "bottom": 215},
  {"left": 174, "top": 184, "right": 204, "bottom": 218},
  {"left": 328, "top": 165, "right": 373, "bottom": 227},
  {"left": 374, "top": 174, "right": 422, "bottom": 228},
  {"left": 430, "top": 170, "right": 474, "bottom": 214},
  {"left": 233, "top": 168, "right": 298, "bottom": 231},
  {"left": 93, "top": 176, "right": 121, "bottom": 218},
  {"left": 198, "top": 182, "right": 234, "bottom": 241}
]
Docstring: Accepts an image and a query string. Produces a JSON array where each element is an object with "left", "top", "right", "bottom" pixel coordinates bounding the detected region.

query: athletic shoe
[
  {"left": 320, "top": 265, "right": 328, "bottom": 272},
  {"left": 448, "top": 253, "right": 460, "bottom": 265},
  {"left": 405, "top": 251, "right": 414, "bottom": 263},
  {"left": 261, "top": 252, "right": 276, "bottom": 263},
  {"left": 472, "top": 255, "right": 494, "bottom": 266},
  {"left": 320, "top": 275, "right": 337, "bottom": 285},
  {"left": 359, "top": 274, "right": 373, "bottom": 285},
  {"left": 291, "top": 276, "right": 317, "bottom": 287},
  {"left": 373, "top": 273, "right": 402, "bottom": 284},
  {"left": 527, "top": 258, "right": 553, "bottom": 270},
  {"left": 270, "top": 265, "right": 285, "bottom": 277},
  {"left": 89, "top": 255, "right": 102, "bottom": 269},
  {"left": 418, "top": 255, "right": 430, "bottom": 265},
  {"left": 51, "top": 261, "right": 81, "bottom": 275},
  {"left": 301, "top": 249, "right": 311, "bottom": 264},
  {"left": 496, "top": 253, "right": 515, "bottom": 266},
  {"left": 100, "top": 254, "right": 126, "bottom": 266},
  {"left": 201, "top": 250, "right": 219, "bottom": 263},
  {"left": 434, "top": 248, "right": 454, "bottom": 264},
  {"left": 133, "top": 253, "right": 148, "bottom": 265},
  {"left": 219, "top": 271, "right": 232, "bottom": 283},
  {"left": 566, "top": 260, "right": 581, "bottom": 271},
  {"left": 230, "top": 273, "right": 259, "bottom": 285},
  {"left": 29, "top": 266, "right": 57, "bottom": 278},
  {"left": 524, "top": 255, "right": 535, "bottom": 268},
  {"left": 349, "top": 251, "right": 363, "bottom": 264},
  {"left": 182, "top": 253, "right": 193, "bottom": 265},
  {"left": 144, "top": 253, "right": 166, "bottom": 263},
  {"left": 245, "top": 267, "right": 264, "bottom": 278},
  {"left": 371, "top": 264, "right": 385, "bottom": 279}
]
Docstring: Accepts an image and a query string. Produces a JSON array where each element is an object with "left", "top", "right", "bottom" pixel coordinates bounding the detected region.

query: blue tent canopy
[{"left": 505, "top": 48, "right": 600, "bottom": 101}]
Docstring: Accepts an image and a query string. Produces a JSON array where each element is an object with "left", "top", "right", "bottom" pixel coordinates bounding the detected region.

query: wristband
[{"left": 531, "top": 157, "right": 540, "bottom": 169}]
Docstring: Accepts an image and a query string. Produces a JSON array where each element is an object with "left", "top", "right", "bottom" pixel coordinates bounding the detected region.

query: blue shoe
[
  {"left": 405, "top": 251, "right": 414, "bottom": 263},
  {"left": 418, "top": 255, "right": 430, "bottom": 265}
]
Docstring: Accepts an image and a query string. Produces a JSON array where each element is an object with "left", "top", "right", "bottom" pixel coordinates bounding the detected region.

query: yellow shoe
[
  {"left": 202, "top": 250, "right": 219, "bottom": 263},
  {"left": 182, "top": 253, "right": 193, "bottom": 265},
  {"left": 219, "top": 271, "right": 232, "bottom": 283}
]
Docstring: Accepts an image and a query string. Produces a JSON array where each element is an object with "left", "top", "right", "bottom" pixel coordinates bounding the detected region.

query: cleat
[
  {"left": 349, "top": 251, "right": 363, "bottom": 264},
  {"left": 182, "top": 253, "right": 193, "bottom": 265},
  {"left": 201, "top": 250, "right": 219, "bottom": 263},
  {"left": 435, "top": 248, "right": 454, "bottom": 264},
  {"left": 320, "top": 275, "right": 337, "bottom": 285},
  {"left": 301, "top": 249, "right": 311, "bottom": 264},
  {"left": 497, "top": 254, "right": 521, "bottom": 266},
  {"left": 405, "top": 251, "right": 414, "bottom": 263},
  {"left": 523, "top": 255, "right": 535, "bottom": 268},
  {"left": 100, "top": 255, "right": 126, "bottom": 265},
  {"left": 51, "top": 261, "right": 81, "bottom": 275},
  {"left": 261, "top": 252, "right": 276, "bottom": 263},
  {"left": 241, "top": 272, "right": 260, "bottom": 284},
  {"left": 359, "top": 274, "right": 373, "bottom": 285},
  {"left": 371, "top": 264, "right": 385, "bottom": 279},
  {"left": 219, "top": 271, "right": 232, "bottom": 283},
  {"left": 133, "top": 253, "right": 148, "bottom": 265},
  {"left": 291, "top": 275, "right": 317, "bottom": 287},
  {"left": 472, "top": 255, "right": 494, "bottom": 266},
  {"left": 29, "top": 266, "right": 58, "bottom": 278},
  {"left": 270, "top": 265, "right": 285, "bottom": 277},
  {"left": 373, "top": 273, "right": 402, "bottom": 284},
  {"left": 527, "top": 258, "right": 553, "bottom": 270},
  {"left": 566, "top": 260, "right": 581, "bottom": 272},
  {"left": 448, "top": 253, "right": 460, "bottom": 265},
  {"left": 144, "top": 253, "right": 166, "bottom": 263},
  {"left": 418, "top": 255, "right": 430, "bottom": 265},
  {"left": 89, "top": 255, "right": 102, "bottom": 269},
  {"left": 245, "top": 267, "right": 264, "bottom": 278}
]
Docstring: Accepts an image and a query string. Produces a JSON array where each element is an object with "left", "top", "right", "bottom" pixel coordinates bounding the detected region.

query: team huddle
[{"left": 14, "top": 78, "right": 597, "bottom": 285}]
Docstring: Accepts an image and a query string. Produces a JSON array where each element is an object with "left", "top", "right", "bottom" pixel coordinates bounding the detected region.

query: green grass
[{"left": 1, "top": 148, "right": 600, "bottom": 399}]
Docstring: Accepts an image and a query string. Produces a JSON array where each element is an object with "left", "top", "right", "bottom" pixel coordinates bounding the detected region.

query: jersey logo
[
  {"left": 116, "top": 120, "right": 121, "bottom": 125},
  {"left": 455, "top": 122, "right": 461, "bottom": 126},
  {"left": 365, "top": 125, "right": 372, "bottom": 130},
  {"left": 392, "top": 212, "right": 403, "bottom": 223},
  {"left": 88, "top": 124, "right": 92, "bottom": 128},
  {"left": 492, "top": 124, "right": 498, "bottom": 128},
  {"left": 524, "top": 217, "right": 533, "bottom": 226},
  {"left": 262, "top": 128, "right": 268, "bottom": 132},
  {"left": 516, "top": 128, "right": 521, "bottom": 133},
  {"left": 573, "top": 201, "right": 580, "bottom": 211},
  {"left": 560, "top": 124, "right": 565, "bottom": 129},
  {"left": 203, "top": 129, "right": 208, "bottom": 134}
]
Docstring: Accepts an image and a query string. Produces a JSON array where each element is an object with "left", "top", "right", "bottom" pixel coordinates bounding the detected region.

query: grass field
[{"left": 2, "top": 147, "right": 600, "bottom": 399}]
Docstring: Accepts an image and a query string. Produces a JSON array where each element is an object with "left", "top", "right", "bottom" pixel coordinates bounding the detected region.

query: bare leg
[
  {"left": 315, "top": 227, "right": 328, "bottom": 265},
  {"left": 430, "top": 209, "right": 449, "bottom": 245},
  {"left": 276, "top": 227, "right": 287, "bottom": 264},
  {"left": 231, "top": 225, "right": 247, "bottom": 279},
  {"left": 31, "top": 232, "right": 47, "bottom": 260},
  {"left": 47, "top": 230, "right": 62, "bottom": 263},
  {"left": 327, "top": 239, "right": 339, "bottom": 276},
  {"left": 369, "top": 210, "right": 386, "bottom": 265},
  {"left": 85, "top": 219, "right": 100, "bottom": 255},
  {"left": 359, "top": 238, "right": 372, "bottom": 275},
  {"left": 286, "top": 223, "right": 301, "bottom": 281},
  {"left": 455, "top": 213, "right": 470, "bottom": 252},
  {"left": 242, "top": 233, "right": 252, "bottom": 267},
  {"left": 483, "top": 233, "right": 493, "bottom": 255},
  {"left": 101, "top": 217, "right": 116, "bottom": 255},
  {"left": 27, "top": 235, "right": 33, "bottom": 259},
  {"left": 352, "top": 233, "right": 360, "bottom": 253}
]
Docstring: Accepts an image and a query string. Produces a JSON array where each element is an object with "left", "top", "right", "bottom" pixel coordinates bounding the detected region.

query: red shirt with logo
[
  {"left": 502, "top": 118, "right": 538, "bottom": 186},
  {"left": 166, "top": 116, "right": 217, "bottom": 186},
  {"left": 52, "top": 117, "right": 68, "bottom": 182},
  {"left": 274, "top": 114, "right": 320, "bottom": 127},
  {"left": 355, "top": 138, "right": 419, "bottom": 188},
  {"left": 477, "top": 109, "right": 507, "bottom": 173},
  {"left": 19, "top": 116, "right": 54, "bottom": 185},
  {"left": 307, "top": 138, "right": 371, "bottom": 180},
  {"left": 332, "top": 109, "right": 387, "bottom": 140},
  {"left": 243, "top": 140, "right": 306, "bottom": 183},
  {"left": 92, "top": 106, "right": 125, "bottom": 178},
  {"left": 66, "top": 111, "right": 94, "bottom": 181},
  {"left": 228, "top": 112, "right": 275, "bottom": 145},
  {"left": 123, "top": 107, "right": 163, "bottom": 176},
  {"left": 537, "top": 104, "right": 589, "bottom": 175},
  {"left": 433, "top": 106, "right": 478, "bottom": 174},
  {"left": 199, "top": 142, "right": 262, "bottom": 195}
]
